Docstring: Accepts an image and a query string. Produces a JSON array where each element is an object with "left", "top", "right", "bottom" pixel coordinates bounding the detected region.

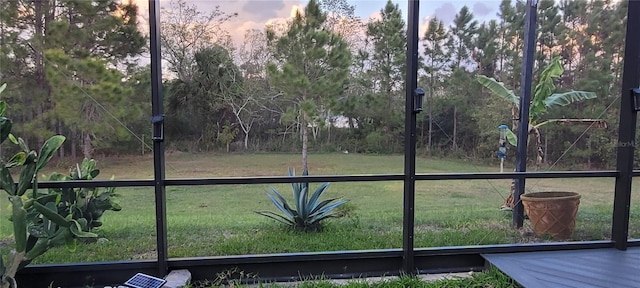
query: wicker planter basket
[{"left": 521, "top": 191, "right": 581, "bottom": 240}]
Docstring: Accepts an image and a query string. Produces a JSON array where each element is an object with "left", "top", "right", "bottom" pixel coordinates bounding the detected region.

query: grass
[
  {"left": 186, "top": 267, "right": 520, "bottom": 287},
  {"left": 1, "top": 152, "right": 639, "bottom": 265}
]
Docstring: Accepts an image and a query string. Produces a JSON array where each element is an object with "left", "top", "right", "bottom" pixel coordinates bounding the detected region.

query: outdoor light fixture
[
  {"left": 152, "top": 115, "right": 164, "bottom": 141},
  {"left": 632, "top": 88, "right": 640, "bottom": 112},
  {"left": 414, "top": 88, "right": 425, "bottom": 113}
]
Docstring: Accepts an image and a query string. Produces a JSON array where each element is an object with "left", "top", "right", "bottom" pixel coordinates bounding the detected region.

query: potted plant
[{"left": 520, "top": 191, "right": 581, "bottom": 240}]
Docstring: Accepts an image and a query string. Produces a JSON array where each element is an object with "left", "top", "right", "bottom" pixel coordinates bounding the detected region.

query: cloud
[
  {"left": 432, "top": 3, "right": 456, "bottom": 26},
  {"left": 367, "top": 10, "right": 382, "bottom": 22},
  {"left": 472, "top": 2, "right": 493, "bottom": 17},
  {"left": 226, "top": 2, "right": 302, "bottom": 46},
  {"left": 133, "top": 0, "right": 302, "bottom": 48},
  {"left": 420, "top": 16, "right": 431, "bottom": 37},
  {"left": 241, "top": 0, "right": 286, "bottom": 21}
]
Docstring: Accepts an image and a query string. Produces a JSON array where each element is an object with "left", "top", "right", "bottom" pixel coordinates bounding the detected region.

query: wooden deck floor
[{"left": 482, "top": 247, "right": 640, "bottom": 288}]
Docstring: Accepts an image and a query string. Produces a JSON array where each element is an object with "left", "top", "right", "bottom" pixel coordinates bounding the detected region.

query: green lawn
[{"left": 1, "top": 153, "right": 639, "bottom": 264}]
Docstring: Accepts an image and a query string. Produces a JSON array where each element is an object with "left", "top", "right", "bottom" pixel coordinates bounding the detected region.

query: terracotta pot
[{"left": 521, "top": 191, "right": 581, "bottom": 240}]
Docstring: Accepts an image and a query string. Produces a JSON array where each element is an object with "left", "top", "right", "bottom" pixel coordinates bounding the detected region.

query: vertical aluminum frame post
[
  {"left": 612, "top": 0, "right": 640, "bottom": 251},
  {"left": 513, "top": 0, "right": 538, "bottom": 228},
  {"left": 148, "top": 0, "right": 168, "bottom": 275},
  {"left": 402, "top": 0, "right": 420, "bottom": 274}
]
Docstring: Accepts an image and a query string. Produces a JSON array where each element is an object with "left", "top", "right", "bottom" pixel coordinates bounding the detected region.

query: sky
[{"left": 133, "top": 0, "right": 505, "bottom": 46}]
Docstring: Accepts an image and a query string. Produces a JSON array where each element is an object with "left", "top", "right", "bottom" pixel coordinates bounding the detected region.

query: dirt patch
[
  {"left": 415, "top": 224, "right": 446, "bottom": 232},
  {"left": 0, "top": 238, "right": 14, "bottom": 248}
]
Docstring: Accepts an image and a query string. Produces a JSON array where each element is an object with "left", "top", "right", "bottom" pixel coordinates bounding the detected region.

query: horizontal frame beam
[
  {"left": 15, "top": 240, "right": 638, "bottom": 287},
  {"left": 32, "top": 170, "right": 619, "bottom": 188}
]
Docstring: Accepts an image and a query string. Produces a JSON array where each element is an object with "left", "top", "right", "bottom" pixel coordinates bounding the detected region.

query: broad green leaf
[
  {"left": 25, "top": 238, "right": 49, "bottom": 260},
  {"left": 70, "top": 220, "right": 97, "bottom": 238},
  {"left": 0, "top": 83, "right": 6, "bottom": 94},
  {"left": 531, "top": 57, "right": 564, "bottom": 122},
  {"left": 47, "top": 172, "right": 69, "bottom": 181},
  {"left": 16, "top": 162, "right": 36, "bottom": 196},
  {"left": 89, "top": 169, "right": 100, "bottom": 179},
  {"left": 544, "top": 91, "right": 597, "bottom": 107},
  {"left": 477, "top": 75, "right": 519, "bottom": 106},
  {"left": 8, "top": 133, "right": 17, "bottom": 144},
  {"left": 9, "top": 196, "right": 27, "bottom": 252},
  {"left": 505, "top": 128, "right": 518, "bottom": 147},
  {"left": 65, "top": 231, "right": 77, "bottom": 252},
  {"left": 17, "top": 137, "right": 29, "bottom": 153},
  {"left": 109, "top": 202, "right": 122, "bottom": 211},
  {"left": 0, "top": 117, "right": 11, "bottom": 144},
  {"left": 35, "top": 193, "right": 58, "bottom": 205},
  {"left": 6, "top": 151, "right": 27, "bottom": 168},
  {"left": 33, "top": 201, "right": 71, "bottom": 228},
  {"left": 0, "top": 101, "right": 6, "bottom": 116},
  {"left": 0, "top": 166, "right": 16, "bottom": 195},
  {"left": 28, "top": 224, "right": 49, "bottom": 238},
  {"left": 0, "top": 250, "right": 4, "bottom": 276},
  {"left": 36, "top": 135, "right": 65, "bottom": 172}
]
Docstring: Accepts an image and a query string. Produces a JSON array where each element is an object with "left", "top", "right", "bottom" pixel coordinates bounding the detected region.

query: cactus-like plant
[
  {"left": 47, "top": 158, "right": 121, "bottom": 233},
  {"left": 0, "top": 83, "right": 96, "bottom": 288},
  {"left": 255, "top": 168, "right": 347, "bottom": 232}
]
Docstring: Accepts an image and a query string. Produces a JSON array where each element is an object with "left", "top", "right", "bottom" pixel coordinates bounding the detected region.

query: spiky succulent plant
[{"left": 255, "top": 168, "right": 347, "bottom": 232}]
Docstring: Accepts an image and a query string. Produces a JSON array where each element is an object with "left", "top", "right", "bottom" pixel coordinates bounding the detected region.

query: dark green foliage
[
  {"left": 0, "top": 0, "right": 632, "bottom": 168},
  {"left": 0, "top": 0, "right": 145, "bottom": 158},
  {"left": 46, "top": 158, "right": 121, "bottom": 234},
  {"left": 256, "top": 169, "right": 347, "bottom": 232},
  {"left": 165, "top": 45, "right": 242, "bottom": 152},
  {"left": 0, "top": 84, "right": 95, "bottom": 288},
  {"left": 267, "top": 0, "right": 352, "bottom": 170}
]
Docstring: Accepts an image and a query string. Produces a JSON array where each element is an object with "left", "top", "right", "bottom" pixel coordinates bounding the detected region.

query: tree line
[{"left": 0, "top": 0, "right": 628, "bottom": 169}]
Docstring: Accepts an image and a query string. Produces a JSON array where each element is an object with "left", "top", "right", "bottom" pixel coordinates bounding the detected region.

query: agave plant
[{"left": 255, "top": 168, "right": 347, "bottom": 232}]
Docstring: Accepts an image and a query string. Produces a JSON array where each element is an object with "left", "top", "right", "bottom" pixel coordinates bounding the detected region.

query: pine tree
[
  {"left": 44, "top": 49, "right": 134, "bottom": 159},
  {"left": 365, "top": 0, "right": 406, "bottom": 151},
  {"left": 267, "top": 0, "right": 351, "bottom": 170},
  {"left": 496, "top": 0, "right": 526, "bottom": 89},
  {"left": 446, "top": 6, "right": 477, "bottom": 150},
  {"left": 0, "top": 0, "right": 145, "bottom": 156},
  {"left": 536, "top": 0, "right": 563, "bottom": 73},
  {"left": 474, "top": 20, "right": 500, "bottom": 77},
  {"left": 421, "top": 17, "right": 449, "bottom": 151},
  {"left": 447, "top": 6, "right": 477, "bottom": 70}
]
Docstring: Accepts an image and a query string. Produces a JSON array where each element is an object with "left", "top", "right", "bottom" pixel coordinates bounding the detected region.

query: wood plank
[{"left": 482, "top": 247, "right": 640, "bottom": 288}]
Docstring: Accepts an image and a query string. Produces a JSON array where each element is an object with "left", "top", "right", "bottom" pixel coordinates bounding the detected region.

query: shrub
[{"left": 46, "top": 158, "right": 121, "bottom": 234}]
